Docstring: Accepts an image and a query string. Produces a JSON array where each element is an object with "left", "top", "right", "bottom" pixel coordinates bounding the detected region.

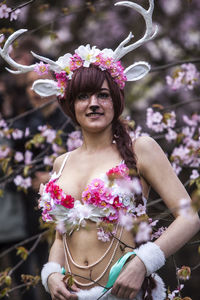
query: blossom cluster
[
  {"left": 66, "top": 130, "right": 83, "bottom": 151},
  {"left": 146, "top": 107, "right": 176, "bottom": 134},
  {"left": 0, "top": 4, "right": 21, "bottom": 21},
  {"left": 170, "top": 113, "right": 200, "bottom": 174},
  {"left": 34, "top": 44, "right": 127, "bottom": 98},
  {"left": 166, "top": 63, "right": 200, "bottom": 91},
  {"left": 38, "top": 179, "right": 74, "bottom": 221}
]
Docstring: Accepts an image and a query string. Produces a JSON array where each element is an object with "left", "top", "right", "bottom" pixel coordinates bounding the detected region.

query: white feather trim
[
  {"left": 134, "top": 242, "right": 166, "bottom": 276},
  {"left": 41, "top": 262, "right": 62, "bottom": 293}
]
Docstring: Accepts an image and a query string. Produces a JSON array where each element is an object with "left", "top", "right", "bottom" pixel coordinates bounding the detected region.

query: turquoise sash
[{"left": 103, "top": 251, "right": 136, "bottom": 292}]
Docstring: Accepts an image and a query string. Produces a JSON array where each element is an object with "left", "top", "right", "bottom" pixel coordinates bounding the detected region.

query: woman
[
  {"left": 38, "top": 65, "right": 199, "bottom": 300},
  {"left": 0, "top": 1, "right": 199, "bottom": 298}
]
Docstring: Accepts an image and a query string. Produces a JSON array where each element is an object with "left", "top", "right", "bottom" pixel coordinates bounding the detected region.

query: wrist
[
  {"left": 134, "top": 242, "right": 165, "bottom": 276},
  {"left": 41, "top": 262, "right": 62, "bottom": 293}
]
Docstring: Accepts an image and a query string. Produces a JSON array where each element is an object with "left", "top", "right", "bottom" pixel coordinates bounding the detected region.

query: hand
[
  {"left": 111, "top": 256, "right": 146, "bottom": 299},
  {"left": 48, "top": 272, "right": 80, "bottom": 300}
]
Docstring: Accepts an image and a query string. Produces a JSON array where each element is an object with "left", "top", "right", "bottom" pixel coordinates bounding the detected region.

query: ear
[
  {"left": 32, "top": 79, "right": 58, "bottom": 97},
  {"left": 124, "top": 61, "right": 151, "bottom": 81}
]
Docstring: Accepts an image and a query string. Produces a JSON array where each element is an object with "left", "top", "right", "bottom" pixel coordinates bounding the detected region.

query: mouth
[{"left": 86, "top": 112, "right": 104, "bottom": 117}]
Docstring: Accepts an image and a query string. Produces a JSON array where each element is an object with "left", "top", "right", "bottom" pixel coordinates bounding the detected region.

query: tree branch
[{"left": 151, "top": 58, "right": 200, "bottom": 72}]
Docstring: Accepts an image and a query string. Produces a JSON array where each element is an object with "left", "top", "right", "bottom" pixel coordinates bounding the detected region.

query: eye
[
  {"left": 77, "top": 93, "right": 89, "bottom": 100},
  {"left": 97, "top": 92, "right": 111, "bottom": 99}
]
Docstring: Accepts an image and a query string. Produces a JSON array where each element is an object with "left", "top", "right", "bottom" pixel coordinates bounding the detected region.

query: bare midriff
[{"left": 64, "top": 220, "right": 136, "bottom": 289}]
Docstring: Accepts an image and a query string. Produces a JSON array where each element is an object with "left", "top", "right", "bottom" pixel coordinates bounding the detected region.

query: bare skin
[{"left": 47, "top": 80, "right": 200, "bottom": 300}]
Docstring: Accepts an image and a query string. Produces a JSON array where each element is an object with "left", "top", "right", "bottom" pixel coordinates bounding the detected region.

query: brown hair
[{"left": 58, "top": 65, "right": 137, "bottom": 172}]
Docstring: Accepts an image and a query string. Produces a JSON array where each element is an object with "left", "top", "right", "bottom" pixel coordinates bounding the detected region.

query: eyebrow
[{"left": 99, "top": 88, "right": 110, "bottom": 91}]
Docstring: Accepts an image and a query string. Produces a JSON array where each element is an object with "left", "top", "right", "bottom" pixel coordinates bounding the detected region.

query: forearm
[
  {"left": 154, "top": 213, "right": 200, "bottom": 258},
  {"left": 48, "top": 231, "right": 65, "bottom": 266}
]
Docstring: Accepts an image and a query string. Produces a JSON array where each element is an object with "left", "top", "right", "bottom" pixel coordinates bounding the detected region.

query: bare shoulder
[
  {"left": 53, "top": 152, "right": 68, "bottom": 173},
  {"left": 133, "top": 136, "right": 166, "bottom": 174},
  {"left": 134, "top": 135, "right": 161, "bottom": 155}
]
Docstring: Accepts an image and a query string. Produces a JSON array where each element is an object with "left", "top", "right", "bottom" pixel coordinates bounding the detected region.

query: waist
[{"left": 63, "top": 222, "right": 135, "bottom": 288}]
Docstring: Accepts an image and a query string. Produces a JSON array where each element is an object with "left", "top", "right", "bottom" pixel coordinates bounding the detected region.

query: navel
[{"left": 84, "top": 260, "right": 89, "bottom": 266}]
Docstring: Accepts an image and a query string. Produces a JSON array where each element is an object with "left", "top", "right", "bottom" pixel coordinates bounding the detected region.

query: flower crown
[
  {"left": 34, "top": 46, "right": 127, "bottom": 98},
  {"left": 0, "top": 0, "right": 157, "bottom": 99}
]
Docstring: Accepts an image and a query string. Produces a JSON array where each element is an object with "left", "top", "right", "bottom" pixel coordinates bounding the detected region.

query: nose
[{"left": 89, "top": 94, "right": 100, "bottom": 111}]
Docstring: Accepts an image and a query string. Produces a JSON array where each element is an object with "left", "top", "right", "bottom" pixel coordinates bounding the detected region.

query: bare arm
[
  {"left": 135, "top": 136, "right": 200, "bottom": 257},
  {"left": 112, "top": 136, "right": 200, "bottom": 299},
  {"left": 43, "top": 155, "right": 79, "bottom": 300}
]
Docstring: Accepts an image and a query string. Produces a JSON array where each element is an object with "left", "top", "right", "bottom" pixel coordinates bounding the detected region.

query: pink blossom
[
  {"left": 34, "top": 62, "right": 49, "bottom": 75},
  {"left": 178, "top": 198, "right": 194, "bottom": 219},
  {"left": 135, "top": 222, "right": 152, "bottom": 243},
  {"left": 97, "top": 228, "right": 111, "bottom": 242},
  {"left": 25, "top": 150, "right": 33, "bottom": 164},
  {"left": 135, "top": 204, "right": 146, "bottom": 216},
  {"left": 42, "top": 128, "right": 56, "bottom": 143},
  {"left": 151, "top": 226, "right": 167, "bottom": 240},
  {"left": 66, "top": 130, "right": 83, "bottom": 151},
  {"left": 10, "top": 9, "right": 21, "bottom": 21},
  {"left": 12, "top": 129, "right": 23, "bottom": 139},
  {"left": 14, "top": 151, "right": 24, "bottom": 162},
  {"left": 190, "top": 169, "right": 199, "bottom": 180},
  {"left": 165, "top": 128, "right": 177, "bottom": 142},
  {"left": 171, "top": 162, "right": 182, "bottom": 175},
  {"left": 183, "top": 114, "right": 200, "bottom": 127},
  {"left": 166, "top": 63, "right": 200, "bottom": 91},
  {"left": 119, "top": 211, "right": 134, "bottom": 231},
  {"left": 14, "top": 175, "right": 32, "bottom": 189},
  {"left": 25, "top": 127, "right": 30, "bottom": 137},
  {"left": 0, "top": 4, "right": 11, "bottom": 19},
  {"left": 43, "top": 156, "right": 53, "bottom": 166}
]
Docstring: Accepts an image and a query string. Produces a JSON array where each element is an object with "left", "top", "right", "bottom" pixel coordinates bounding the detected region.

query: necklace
[
  {"left": 63, "top": 225, "right": 123, "bottom": 287},
  {"left": 63, "top": 224, "right": 119, "bottom": 270}
]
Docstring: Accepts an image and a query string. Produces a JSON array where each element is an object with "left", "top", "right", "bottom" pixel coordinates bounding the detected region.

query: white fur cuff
[
  {"left": 134, "top": 242, "right": 165, "bottom": 276},
  {"left": 41, "top": 262, "right": 62, "bottom": 293}
]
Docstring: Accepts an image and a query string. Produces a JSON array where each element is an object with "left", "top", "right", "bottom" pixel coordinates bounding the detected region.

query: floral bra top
[{"left": 38, "top": 152, "right": 147, "bottom": 239}]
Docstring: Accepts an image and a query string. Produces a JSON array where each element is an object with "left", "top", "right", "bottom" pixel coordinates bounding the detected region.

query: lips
[{"left": 86, "top": 112, "right": 104, "bottom": 117}]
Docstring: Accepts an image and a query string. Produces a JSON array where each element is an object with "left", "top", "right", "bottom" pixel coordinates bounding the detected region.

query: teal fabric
[{"left": 103, "top": 251, "right": 136, "bottom": 292}]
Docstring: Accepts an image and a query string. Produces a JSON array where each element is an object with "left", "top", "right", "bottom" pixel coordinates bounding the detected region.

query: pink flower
[
  {"left": 135, "top": 204, "right": 146, "bottom": 216},
  {"left": 10, "top": 9, "right": 21, "bottom": 21},
  {"left": 135, "top": 222, "right": 152, "bottom": 243},
  {"left": 12, "top": 129, "right": 23, "bottom": 139},
  {"left": 0, "top": 4, "right": 11, "bottom": 19},
  {"left": 14, "top": 151, "right": 24, "bottom": 162},
  {"left": 24, "top": 150, "right": 33, "bottom": 165},
  {"left": 190, "top": 169, "right": 199, "bottom": 180},
  {"left": 97, "top": 228, "right": 111, "bottom": 242},
  {"left": 34, "top": 62, "right": 49, "bottom": 75},
  {"left": 119, "top": 211, "right": 134, "bottom": 231},
  {"left": 61, "top": 195, "right": 74, "bottom": 209}
]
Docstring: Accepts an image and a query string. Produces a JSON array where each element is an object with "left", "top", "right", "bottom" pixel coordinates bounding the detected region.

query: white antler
[
  {"left": 113, "top": 0, "right": 158, "bottom": 61},
  {"left": 0, "top": 29, "right": 60, "bottom": 74}
]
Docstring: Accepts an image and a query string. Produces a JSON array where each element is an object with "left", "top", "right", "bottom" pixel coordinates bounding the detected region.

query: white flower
[
  {"left": 75, "top": 44, "right": 100, "bottom": 67},
  {"left": 56, "top": 53, "right": 72, "bottom": 73},
  {"left": 135, "top": 204, "right": 146, "bottom": 216},
  {"left": 101, "top": 48, "right": 114, "bottom": 58}
]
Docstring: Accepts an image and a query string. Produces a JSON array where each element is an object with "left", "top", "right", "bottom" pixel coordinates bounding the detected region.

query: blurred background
[{"left": 0, "top": 0, "right": 200, "bottom": 299}]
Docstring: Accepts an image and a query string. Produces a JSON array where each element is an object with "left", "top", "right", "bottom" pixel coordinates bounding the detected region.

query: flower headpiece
[{"left": 0, "top": 0, "right": 157, "bottom": 98}]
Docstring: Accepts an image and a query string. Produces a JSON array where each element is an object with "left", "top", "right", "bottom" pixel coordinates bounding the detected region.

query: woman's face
[{"left": 74, "top": 80, "right": 114, "bottom": 133}]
